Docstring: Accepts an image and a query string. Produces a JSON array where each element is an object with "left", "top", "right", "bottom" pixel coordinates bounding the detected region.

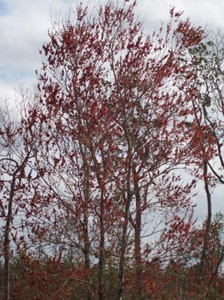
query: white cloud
[
  {"left": 1, "top": 0, "right": 224, "bottom": 98},
  {"left": 0, "top": 0, "right": 75, "bottom": 98},
  {"left": 139, "top": 0, "right": 224, "bottom": 29}
]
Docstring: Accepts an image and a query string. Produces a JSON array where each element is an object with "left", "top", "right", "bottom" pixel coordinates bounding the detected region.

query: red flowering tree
[{"left": 25, "top": 1, "right": 206, "bottom": 298}]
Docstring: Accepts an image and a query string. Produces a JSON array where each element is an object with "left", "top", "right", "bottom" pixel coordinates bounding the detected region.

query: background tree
[
  {"left": 185, "top": 30, "right": 224, "bottom": 280},
  {"left": 0, "top": 97, "right": 38, "bottom": 299}
]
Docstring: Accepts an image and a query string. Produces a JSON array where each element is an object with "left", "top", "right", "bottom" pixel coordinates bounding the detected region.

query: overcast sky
[
  {"left": 0, "top": 0, "right": 223, "bottom": 220},
  {"left": 0, "top": 0, "right": 224, "bottom": 99}
]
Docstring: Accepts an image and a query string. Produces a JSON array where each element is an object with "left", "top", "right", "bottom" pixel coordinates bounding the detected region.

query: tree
[
  {"left": 30, "top": 1, "right": 207, "bottom": 299},
  {"left": 185, "top": 30, "right": 224, "bottom": 280},
  {"left": 0, "top": 98, "right": 38, "bottom": 299}
]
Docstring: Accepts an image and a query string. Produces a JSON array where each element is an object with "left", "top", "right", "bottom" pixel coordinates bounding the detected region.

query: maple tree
[{"left": 32, "top": 1, "right": 205, "bottom": 299}]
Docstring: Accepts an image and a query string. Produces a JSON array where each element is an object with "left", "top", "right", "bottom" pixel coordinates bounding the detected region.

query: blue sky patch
[{"left": 0, "top": 1, "right": 9, "bottom": 16}]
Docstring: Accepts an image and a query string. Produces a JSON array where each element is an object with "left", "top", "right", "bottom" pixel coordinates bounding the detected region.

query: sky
[
  {"left": 0, "top": 0, "right": 223, "bottom": 220},
  {"left": 0, "top": 0, "right": 224, "bottom": 100}
]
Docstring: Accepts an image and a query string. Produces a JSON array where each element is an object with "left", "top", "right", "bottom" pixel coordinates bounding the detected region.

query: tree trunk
[
  {"left": 116, "top": 202, "right": 130, "bottom": 299},
  {"left": 134, "top": 179, "right": 142, "bottom": 295},
  {"left": 116, "top": 169, "right": 132, "bottom": 299},
  {"left": 83, "top": 165, "right": 92, "bottom": 300},
  {"left": 4, "top": 173, "right": 16, "bottom": 300},
  {"left": 199, "top": 161, "right": 212, "bottom": 277},
  {"left": 98, "top": 192, "right": 105, "bottom": 300}
]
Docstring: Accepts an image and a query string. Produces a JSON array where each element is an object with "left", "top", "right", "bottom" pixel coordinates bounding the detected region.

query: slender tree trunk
[
  {"left": 116, "top": 202, "right": 130, "bottom": 299},
  {"left": 4, "top": 174, "right": 16, "bottom": 300},
  {"left": 83, "top": 165, "right": 92, "bottom": 300},
  {"left": 83, "top": 212, "right": 91, "bottom": 300},
  {"left": 134, "top": 180, "right": 142, "bottom": 295},
  {"left": 4, "top": 208, "right": 11, "bottom": 300},
  {"left": 199, "top": 161, "right": 212, "bottom": 277},
  {"left": 116, "top": 169, "right": 132, "bottom": 300},
  {"left": 98, "top": 192, "right": 105, "bottom": 300}
]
